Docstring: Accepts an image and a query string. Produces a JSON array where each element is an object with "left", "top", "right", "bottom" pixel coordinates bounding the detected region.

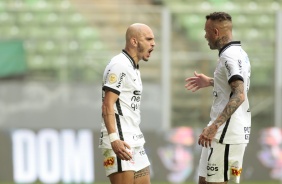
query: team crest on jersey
[
  {"left": 104, "top": 156, "right": 115, "bottom": 167},
  {"left": 108, "top": 73, "right": 117, "bottom": 84}
]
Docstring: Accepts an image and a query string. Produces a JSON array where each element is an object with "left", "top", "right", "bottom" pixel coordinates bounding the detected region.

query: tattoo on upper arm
[
  {"left": 225, "top": 80, "right": 244, "bottom": 114},
  {"left": 215, "top": 80, "right": 244, "bottom": 126},
  {"left": 134, "top": 167, "right": 150, "bottom": 179}
]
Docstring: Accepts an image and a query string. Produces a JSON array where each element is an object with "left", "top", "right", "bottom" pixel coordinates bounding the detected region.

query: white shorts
[
  {"left": 101, "top": 146, "right": 150, "bottom": 177},
  {"left": 198, "top": 140, "right": 247, "bottom": 183}
]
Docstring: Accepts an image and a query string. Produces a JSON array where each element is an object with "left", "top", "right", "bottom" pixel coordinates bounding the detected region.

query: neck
[
  {"left": 215, "top": 35, "right": 232, "bottom": 50},
  {"left": 124, "top": 47, "right": 139, "bottom": 65}
]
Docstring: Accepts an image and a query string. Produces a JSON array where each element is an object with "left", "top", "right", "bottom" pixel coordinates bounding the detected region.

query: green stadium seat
[
  {"left": 219, "top": 1, "right": 240, "bottom": 11},
  {"left": 0, "top": 12, "right": 15, "bottom": 25},
  {"left": 232, "top": 14, "right": 248, "bottom": 26},
  {"left": 25, "top": 0, "right": 53, "bottom": 11},
  {"left": 0, "top": 25, "right": 21, "bottom": 39},
  {"left": 63, "top": 12, "right": 88, "bottom": 27},
  {"left": 181, "top": 14, "right": 204, "bottom": 28},
  {"left": 18, "top": 12, "right": 35, "bottom": 25},
  {"left": 54, "top": 26, "right": 72, "bottom": 39},
  {"left": 75, "top": 27, "right": 99, "bottom": 40},
  {"left": 38, "top": 12, "right": 61, "bottom": 26}
]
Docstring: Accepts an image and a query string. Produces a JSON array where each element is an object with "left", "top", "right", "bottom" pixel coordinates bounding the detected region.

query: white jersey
[
  {"left": 208, "top": 41, "right": 251, "bottom": 144},
  {"left": 99, "top": 50, "right": 145, "bottom": 149}
]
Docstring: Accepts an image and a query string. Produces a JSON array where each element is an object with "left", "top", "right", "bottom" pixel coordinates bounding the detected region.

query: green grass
[
  {"left": 0, "top": 182, "right": 280, "bottom": 184},
  {"left": 93, "top": 182, "right": 281, "bottom": 184}
]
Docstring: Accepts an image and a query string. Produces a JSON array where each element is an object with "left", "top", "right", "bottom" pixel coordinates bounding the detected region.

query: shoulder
[
  {"left": 111, "top": 53, "right": 126, "bottom": 64},
  {"left": 219, "top": 41, "right": 242, "bottom": 59},
  {"left": 108, "top": 53, "right": 129, "bottom": 69},
  {"left": 220, "top": 48, "right": 241, "bottom": 63}
]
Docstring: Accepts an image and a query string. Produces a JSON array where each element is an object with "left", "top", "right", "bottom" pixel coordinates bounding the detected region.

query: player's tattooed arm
[
  {"left": 214, "top": 80, "right": 245, "bottom": 127},
  {"left": 198, "top": 79, "right": 245, "bottom": 147}
]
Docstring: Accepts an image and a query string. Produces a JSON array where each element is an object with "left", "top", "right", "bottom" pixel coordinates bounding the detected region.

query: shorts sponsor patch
[
  {"left": 104, "top": 156, "right": 115, "bottom": 168},
  {"left": 108, "top": 73, "right": 117, "bottom": 84},
  {"left": 231, "top": 167, "right": 242, "bottom": 176}
]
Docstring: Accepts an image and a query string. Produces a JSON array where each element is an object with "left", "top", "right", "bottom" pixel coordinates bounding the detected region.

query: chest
[{"left": 125, "top": 69, "right": 143, "bottom": 93}]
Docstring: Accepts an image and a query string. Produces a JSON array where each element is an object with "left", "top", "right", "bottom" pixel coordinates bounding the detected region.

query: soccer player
[
  {"left": 99, "top": 23, "right": 155, "bottom": 184},
  {"left": 185, "top": 12, "right": 251, "bottom": 184}
]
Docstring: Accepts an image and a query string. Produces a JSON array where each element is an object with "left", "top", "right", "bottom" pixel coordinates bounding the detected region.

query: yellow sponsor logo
[
  {"left": 104, "top": 157, "right": 115, "bottom": 167},
  {"left": 108, "top": 73, "right": 117, "bottom": 84}
]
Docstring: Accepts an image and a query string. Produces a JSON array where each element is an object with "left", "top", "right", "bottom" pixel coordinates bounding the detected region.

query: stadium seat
[
  {"left": 0, "top": 12, "right": 15, "bottom": 25},
  {"left": 18, "top": 12, "right": 35, "bottom": 25}
]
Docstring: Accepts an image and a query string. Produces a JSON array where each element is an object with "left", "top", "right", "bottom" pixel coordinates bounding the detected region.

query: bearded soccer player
[
  {"left": 99, "top": 23, "right": 155, "bottom": 184},
  {"left": 185, "top": 12, "right": 251, "bottom": 184}
]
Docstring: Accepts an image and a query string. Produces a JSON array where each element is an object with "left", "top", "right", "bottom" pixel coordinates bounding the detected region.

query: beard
[{"left": 137, "top": 43, "right": 148, "bottom": 62}]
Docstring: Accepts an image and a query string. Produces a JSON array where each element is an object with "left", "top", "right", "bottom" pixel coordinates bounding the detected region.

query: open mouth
[{"left": 148, "top": 48, "right": 154, "bottom": 54}]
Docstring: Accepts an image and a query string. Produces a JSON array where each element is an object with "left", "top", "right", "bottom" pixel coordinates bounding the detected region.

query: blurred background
[{"left": 0, "top": 0, "right": 282, "bottom": 183}]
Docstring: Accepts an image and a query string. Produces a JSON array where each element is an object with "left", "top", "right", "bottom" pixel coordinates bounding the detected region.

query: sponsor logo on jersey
[
  {"left": 231, "top": 167, "right": 242, "bottom": 176},
  {"left": 116, "top": 73, "right": 126, "bottom": 88},
  {"left": 133, "top": 134, "right": 144, "bottom": 140},
  {"left": 108, "top": 73, "right": 117, "bottom": 84},
  {"left": 225, "top": 61, "right": 231, "bottom": 76},
  {"left": 131, "top": 94, "right": 141, "bottom": 111},
  {"left": 238, "top": 59, "right": 242, "bottom": 74},
  {"left": 104, "top": 157, "right": 115, "bottom": 167},
  {"left": 133, "top": 90, "right": 141, "bottom": 95}
]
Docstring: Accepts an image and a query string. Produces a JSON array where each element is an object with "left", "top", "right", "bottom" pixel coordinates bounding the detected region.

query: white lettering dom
[{"left": 12, "top": 129, "right": 94, "bottom": 183}]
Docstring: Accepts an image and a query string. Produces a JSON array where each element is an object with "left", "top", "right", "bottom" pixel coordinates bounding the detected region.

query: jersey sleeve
[
  {"left": 103, "top": 63, "right": 127, "bottom": 95},
  {"left": 223, "top": 55, "right": 244, "bottom": 84}
]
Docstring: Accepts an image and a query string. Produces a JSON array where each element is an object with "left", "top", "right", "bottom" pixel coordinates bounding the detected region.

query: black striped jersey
[
  {"left": 99, "top": 50, "right": 145, "bottom": 149},
  {"left": 208, "top": 41, "right": 251, "bottom": 144}
]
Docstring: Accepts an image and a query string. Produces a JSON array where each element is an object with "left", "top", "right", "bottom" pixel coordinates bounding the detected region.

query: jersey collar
[
  {"left": 218, "top": 41, "right": 241, "bottom": 57},
  {"left": 122, "top": 49, "right": 139, "bottom": 69}
]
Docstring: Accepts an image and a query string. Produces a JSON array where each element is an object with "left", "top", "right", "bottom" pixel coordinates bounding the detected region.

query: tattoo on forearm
[
  {"left": 216, "top": 80, "right": 244, "bottom": 126},
  {"left": 134, "top": 167, "right": 150, "bottom": 179}
]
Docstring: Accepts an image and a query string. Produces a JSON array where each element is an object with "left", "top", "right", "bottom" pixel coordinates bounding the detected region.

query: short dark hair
[{"left": 206, "top": 12, "right": 232, "bottom": 22}]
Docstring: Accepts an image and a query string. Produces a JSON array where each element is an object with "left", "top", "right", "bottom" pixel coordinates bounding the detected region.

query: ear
[
  {"left": 214, "top": 28, "right": 219, "bottom": 36},
  {"left": 131, "top": 38, "right": 138, "bottom": 47}
]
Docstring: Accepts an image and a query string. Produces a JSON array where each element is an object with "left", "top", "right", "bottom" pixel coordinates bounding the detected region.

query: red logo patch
[
  {"left": 104, "top": 157, "right": 115, "bottom": 167},
  {"left": 231, "top": 168, "right": 242, "bottom": 176}
]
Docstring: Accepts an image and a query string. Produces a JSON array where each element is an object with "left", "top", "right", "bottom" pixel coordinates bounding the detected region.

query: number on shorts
[{"left": 208, "top": 148, "right": 213, "bottom": 161}]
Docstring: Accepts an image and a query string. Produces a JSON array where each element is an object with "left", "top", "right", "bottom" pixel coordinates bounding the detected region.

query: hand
[
  {"left": 198, "top": 124, "right": 218, "bottom": 147},
  {"left": 111, "top": 140, "right": 132, "bottom": 161},
  {"left": 185, "top": 71, "right": 211, "bottom": 92}
]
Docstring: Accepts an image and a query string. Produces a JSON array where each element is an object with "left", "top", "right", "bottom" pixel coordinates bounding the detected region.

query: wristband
[{"left": 109, "top": 133, "right": 119, "bottom": 142}]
